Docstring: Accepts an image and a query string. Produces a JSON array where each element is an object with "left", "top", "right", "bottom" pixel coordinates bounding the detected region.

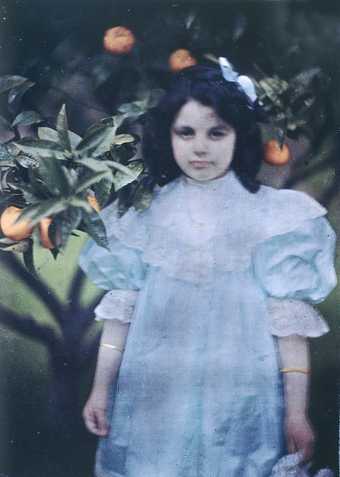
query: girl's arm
[
  {"left": 277, "top": 335, "right": 315, "bottom": 461},
  {"left": 83, "top": 319, "right": 130, "bottom": 436}
]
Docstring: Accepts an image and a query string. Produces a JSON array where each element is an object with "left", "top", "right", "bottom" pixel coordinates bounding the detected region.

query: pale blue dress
[{"left": 79, "top": 171, "right": 337, "bottom": 477}]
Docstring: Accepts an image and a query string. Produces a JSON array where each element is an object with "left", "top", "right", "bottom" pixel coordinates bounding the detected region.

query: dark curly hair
[{"left": 142, "top": 64, "right": 264, "bottom": 193}]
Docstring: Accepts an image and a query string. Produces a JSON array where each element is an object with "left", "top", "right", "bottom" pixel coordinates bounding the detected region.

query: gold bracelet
[
  {"left": 101, "top": 343, "right": 124, "bottom": 353},
  {"left": 280, "top": 367, "right": 310, "bottom": 375}
]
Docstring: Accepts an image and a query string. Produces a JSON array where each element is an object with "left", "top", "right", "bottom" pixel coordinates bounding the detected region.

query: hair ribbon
[{"left": 219, "top": 57, "right": 257, "bottom": 104}]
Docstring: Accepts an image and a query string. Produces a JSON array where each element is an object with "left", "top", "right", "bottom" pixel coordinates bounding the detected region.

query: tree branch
[
  {"left": 0, "top": 252, "right": 65, "bottom": 320},
  {"left": 67, "top": 268, "right": 87, "bottom": 310},
  {"left": 0, "top": 304, "right": 60, "bottom": 348},
  {"left": 74, "top": 292, "right": 106, "bottom": 335},
  {"left": 88, "top": 292, "right": 106, "bottom": 313}
]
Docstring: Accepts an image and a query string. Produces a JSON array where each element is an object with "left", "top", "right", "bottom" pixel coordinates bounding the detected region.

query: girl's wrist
[
  {"left": 92, "top": 379, "right": 115, "bottom": 394},
  {"left": 285, "top": 407, "right": 308, "bottom": 421},
  {"left": 283, "top": 377, "right": 309, "bottom": 417}
]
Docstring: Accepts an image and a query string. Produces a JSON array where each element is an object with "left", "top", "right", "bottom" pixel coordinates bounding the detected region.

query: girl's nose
[{"left": 193, "top": 136, "right": 208, "bottom": 156}]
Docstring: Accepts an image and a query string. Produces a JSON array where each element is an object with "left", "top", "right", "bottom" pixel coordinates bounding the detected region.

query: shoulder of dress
[
  {"left": 256, "top": 184, "right": 327, "bottom": 219},
  {"left": 98, "top": 181, "right": 179, "bottom": 238}
]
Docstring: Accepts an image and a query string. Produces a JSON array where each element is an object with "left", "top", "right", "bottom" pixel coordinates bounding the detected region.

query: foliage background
[{"left": 0, "top": 1, "right": 339, "bottom": 476}]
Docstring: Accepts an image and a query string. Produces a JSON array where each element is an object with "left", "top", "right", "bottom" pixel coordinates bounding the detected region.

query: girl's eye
[
  {"left": 173, "top": 127, "right": 194, "bottom": 139},
  {"left": 209, "top": 129, "right": 228, "bottom": 139}
]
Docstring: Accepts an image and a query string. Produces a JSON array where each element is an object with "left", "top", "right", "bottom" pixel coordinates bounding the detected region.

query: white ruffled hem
[
  {"left": 270, "top": 452, "right": 334, "bottom": 476},
  {"left": 94, "top": 290, "right": 138, "bottom": 323},
  {"left": 267, "top": 298, "right": 329, "bottom": 337}
]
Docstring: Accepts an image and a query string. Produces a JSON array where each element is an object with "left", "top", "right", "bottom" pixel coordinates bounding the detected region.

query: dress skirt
[{"left": 95, "top": 267, "right": 285, "bottom": 477}]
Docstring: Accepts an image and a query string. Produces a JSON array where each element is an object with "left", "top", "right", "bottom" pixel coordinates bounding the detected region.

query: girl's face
[{"left": 171, "top": 99, "right": 236, "bottom": 182}]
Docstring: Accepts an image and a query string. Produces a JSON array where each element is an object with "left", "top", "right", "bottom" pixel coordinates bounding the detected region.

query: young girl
[{"left": 79, "top": 64, "right": 337, "bottom": 477}]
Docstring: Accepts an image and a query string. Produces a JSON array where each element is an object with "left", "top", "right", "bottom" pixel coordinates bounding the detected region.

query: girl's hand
[
  {"left": 284, "top": 413, "right": 315, "bottom": 462},
  {"left": 83, "top": 389, "right": 110, "bottom": 437}
]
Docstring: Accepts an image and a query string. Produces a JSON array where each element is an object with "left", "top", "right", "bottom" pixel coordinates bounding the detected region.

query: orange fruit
[
  {"left": 87, "top": 194, "right": 101, "bottom": 212},
  {"left": 264, "top": 140, "right": 291, "bottom": 166},
  {"left": 0, "top": 206, "right": 33, "bottom": 241},
  {"left": 169, "top": 49, "right": 197, "bottom": 72},
  {"left": 39, "top": 217, "right": 54, "bottom": 249},
  {"left": 103, "top": 26, "right": 136, "bottom": 54}
]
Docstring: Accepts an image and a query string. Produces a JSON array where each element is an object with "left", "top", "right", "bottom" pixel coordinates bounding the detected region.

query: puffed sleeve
[
  {"left": 79, "top": 208, "right": 147, "bottom": 323},
  {"left": 252, "top": 217, "right": 337, "bottom": 337}
]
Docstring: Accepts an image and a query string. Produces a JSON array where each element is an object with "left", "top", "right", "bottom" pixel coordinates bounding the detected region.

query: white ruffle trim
[
  {"left": 270, "top": 452, "right": 333, "bottom": 476},
  {"left": 267, "top": 298, "right": 329, "bottom": 337},
  {"left": 94, "top": 290, "right": 138, "bottom": 323}
]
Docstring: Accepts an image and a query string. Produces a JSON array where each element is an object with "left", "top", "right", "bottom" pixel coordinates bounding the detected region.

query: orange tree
[
  {"left": 0, "top": 76, "right": 159, "bottom": 442},
  {"left": 0, "top": 76, "right": 162, "bottom": 273}
]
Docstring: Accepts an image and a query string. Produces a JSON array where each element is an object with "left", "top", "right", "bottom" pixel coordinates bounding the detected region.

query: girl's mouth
[{"left": 189, "top": 161, "right": 211, "bottom": 168}]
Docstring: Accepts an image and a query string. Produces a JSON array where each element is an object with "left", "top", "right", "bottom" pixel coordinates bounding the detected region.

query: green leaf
[
  {"left": 111, "top": 114, "right": 126, "bottom": 129},
  {"left": 111, "top": 141, "right": 139, "bottom": 164},
  {"left": 287, "top": 118, "right": 307, "bottom": 132},
  {"left": 112, "top": 162, "right": 143, "bottom": 191},
  {"left": 19, "top": 184, "right": 41, "bottom": 205},
  {"left": 23, "top": 241, "right": 37, "bottom": 276},
  {"left": 92, "top": 178, "right": 113, "bottom": 208},
  {"left": 118, "top": 101, "right": 145, "bottom": 116},
  {"left": 0, "top": 239, "right": 31, "bottom": 253},
  {"left": 68, "top": 197, "right": 93, "bottom": 213},
  {"left": 49, "top": 207, "right": 82, "bottom": 248},
  {"left": 35, "top": 157, "right": 73, "bottom": 197},
  {"left": 76, "top": 123, "right": 110, "bottom": 156},
  {"left": 76, "top": 121, "right": 122, "bottom": 157},
  {"left": 81, "top": 210, "right": 109, "bottom": 249},
  {"left": 38, "top": 127, "right": 59, "bottom": 142},
  {"left": 18, "top": 199, "right": 68, "bottom": 226},
  {"left": 0, "top": 167, "right": 19, "bottom": 193},
  {"left": 257, "top": 77, "right": 288, "bottom": 108},
  {"left": 13, "top": 138, "right": 66, "bottom": 160},
  {"left": 117, "top": 92, "right": 164, "bottom": 118},
  {"left": 15, "top": 154, "right": 39, "bottom": 168},
  {"left": 105, "top": 159, "right": 141, "bottom": 177},
  {"left": 0, "top": 75, "right": 28, "bottom": 95},
  {"left": 68, "top": 130, "right": 82, "bottom": 149},
  {"left": 303, "top": 97, "right": 315, "bottom": 109},
  {"left": 38, "top": 126, "right": 82, "bottom": 149},
  {"left": 81, "top": 121, "right": 104, "bottom": 138},
  {"left": 12, "top": 111, "right": 43, "bottom": 127},
  {"left": 75, "top": 171, "right": 110, "bottom": 194},
  {"left": 8, "top": 80, "right": 35, "bottom": 105},
  {"left": 112, "top": 134, "right": 135, "bottom": 145},
  {"left": 0, "top": 237, "right": 18, "bottom": 246},
  {"left": 0, "top": 237, "right": 21, "bottom": 246},
  {"left": 56, "top": 104, "right": 72, "bottom": 151},
  {"left": 74, "top": 157, "right": 111, "bottom": 174},
  {"left": 0, "top": 236, "right": 31, "bottom": 253},
  {"left": 0, "top": 144, "right": 12, "bottom": 162},
  {"left": 0, "top": 194, "right": 11, "bottom": 209},
  {"left": 27, "top": 168, "right": 52, "bottom": 199}
]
